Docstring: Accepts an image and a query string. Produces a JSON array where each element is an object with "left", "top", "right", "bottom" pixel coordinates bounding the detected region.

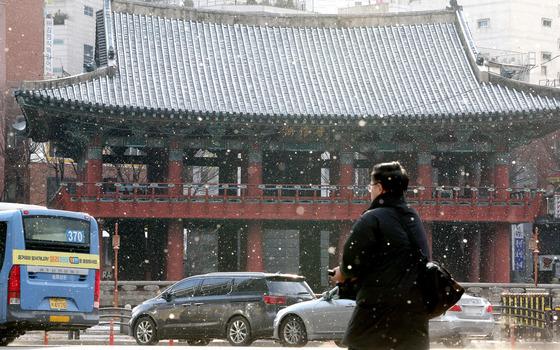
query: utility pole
[
  {"left": 113, "top": 222, "right": 120, "bottom": 307},
  {"left": 530, "top": 226, "right": 540, "bottom": 287}
]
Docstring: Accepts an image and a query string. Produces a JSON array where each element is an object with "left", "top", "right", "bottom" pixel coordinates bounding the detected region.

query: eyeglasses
[{"left": 367, "top": 182, "right": 380, "bottom": 193}]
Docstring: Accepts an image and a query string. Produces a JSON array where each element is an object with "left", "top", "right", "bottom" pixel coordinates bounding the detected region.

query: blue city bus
[{"left": 0, "top": 203, "right": 100, "bottom": 345}]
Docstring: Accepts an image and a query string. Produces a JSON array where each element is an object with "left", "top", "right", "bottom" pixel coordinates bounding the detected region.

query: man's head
[{"left": 369, "top": 161, "right": 409, "bottom": 200}]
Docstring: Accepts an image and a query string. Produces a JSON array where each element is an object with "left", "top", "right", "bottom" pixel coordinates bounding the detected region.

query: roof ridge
[
  {"left": 98, "top": 0, "right": 117, "bottom": 68},
  {"left": 19, "top": 65, "right": 117, "bottom": 91},
  {"left": 111, "top": 0, "right": 458, "bottom": 28}
]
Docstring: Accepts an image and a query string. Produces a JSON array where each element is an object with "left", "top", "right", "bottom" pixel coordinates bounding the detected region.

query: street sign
[{"left": 511, "top": 224, "right": 525, "bottom": 271}]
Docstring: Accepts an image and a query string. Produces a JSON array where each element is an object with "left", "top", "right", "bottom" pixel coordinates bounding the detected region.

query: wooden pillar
[
  {"left": 423, "top": 221, "right": 433, "bottom": 259},
  {"left": 468, "top": 228, "right": 481, "bottom": 282},
  {"left": 494, "top": 152, "right": 510, "bottom": 201},
  {"left": 481, "top": 225, "right": 495, "bottom": 282},
  {"left": 494, "top": 223, "right": 511, "bottom": 283},
  {"left": 247, "top": 221, "right": 263, "bottom": 271},
  {"left": 247, "top": 143, "right": 262, "bottom": 197},
  {"left": 339, "top": 146, "right": 353, "bottom": 199},
  {"left": 166, "top": 220, "right": 184, "bottom": 281},
  {"left": 337, "top": 221, "right": 353, "bottom": 264},
  {"left": 85, "top": 136, "right": 103, "bottom": 196},
  {"left": 168, "top": 139, "right": 183, "bottom": 197},
  {"left": 417, "top": 152, "right": 432, "bottom": 200}
]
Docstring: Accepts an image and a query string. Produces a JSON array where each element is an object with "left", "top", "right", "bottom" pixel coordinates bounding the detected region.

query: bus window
[{"left": 23, "top": 215, "right": 91, "bottom": 253}]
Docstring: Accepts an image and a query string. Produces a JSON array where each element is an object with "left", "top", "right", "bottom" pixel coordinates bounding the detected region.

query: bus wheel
[
  {"left": 134, "top": 316, "right": 159, "bottom": 345},
  {"left": 0, "top": 334, "right": 15, "bottom": 346}
]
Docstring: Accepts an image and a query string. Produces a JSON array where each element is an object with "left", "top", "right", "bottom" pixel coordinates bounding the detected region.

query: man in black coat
[{"left": 332, "top": 161, "right": 430, "bottom": 350}]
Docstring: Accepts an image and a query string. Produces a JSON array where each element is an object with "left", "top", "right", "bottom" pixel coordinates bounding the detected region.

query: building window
[
  {"left": 84, "top": 5, "right": 94, "bottom": 16},
  {"left": 541, "top": 65, "right": 548, "bottom": 76},
  {"left": 83, "top": 44, "right": 94, "bottom": 71},
  {"left": 53, "top": 39, "right": 64, "bottom": 45},
  {"left": 542, "top": 18, "right": 552, "bottom": 27},
  {"left": 542, "top": 51, "right": 552, "bottom": 62},
  {"left": 477, "top": 18, "right": 490, "bottom": 29}
]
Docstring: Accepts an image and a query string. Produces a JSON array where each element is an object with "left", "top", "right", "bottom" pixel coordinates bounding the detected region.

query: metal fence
[{"left": 500, "top": 292, "right": 558, "bottom": 341}]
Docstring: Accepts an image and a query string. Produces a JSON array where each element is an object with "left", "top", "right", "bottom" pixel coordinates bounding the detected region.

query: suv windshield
[{"left": 266, "top": 279, "right": 313, "bottom": 296}]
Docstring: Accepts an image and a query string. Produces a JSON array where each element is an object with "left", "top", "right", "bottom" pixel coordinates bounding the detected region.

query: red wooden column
[
  {"left": 166, "top": 220, "right": 184, "bottom": 281},
  {"left": 468, "top": 229, "right": 481, "bottom": 282},
  {"left": 247, "top": 222, "right": 264, "bottom": 271},
  {"left": 247, "top": 143, "right": 262, "bottom": 197},
  {"left": 423, "top": 222, "right": 433, "bottom": 259},
  {"left": 246, "top": 144, "right": 264, "bottom": 271},
  {"left": 339, "top": 146, "right": 354, "bottom": 199},
  {"left": 494, "top": 223, "right": 511, "bottom": 282},
  {"left": 494, "top": 152, "right": 510, "bottom": 201},
  {"left": 417, "top": 152, "right": 432, "bottom": 200},
  {"left": 337, "top": 221, "right": 353, "bottom": 264},
  {"left": 168, "top": 139, "right": 183, "bottom": 197},
  {"left": 85, "top": 136, "right": 103, "bottom": 196},
  {"left": 481, "top": 229, "right": 496, "bottom": 282}
]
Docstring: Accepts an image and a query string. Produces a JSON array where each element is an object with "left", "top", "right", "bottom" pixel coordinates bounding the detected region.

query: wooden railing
[
  {"left": 50, "top": 182, "right": 544, "bottom": 222},
  {"left": 54, "top": 182, "right": 544, "bottom": 205}
]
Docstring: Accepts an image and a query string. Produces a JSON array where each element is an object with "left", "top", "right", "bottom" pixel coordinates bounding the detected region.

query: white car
[{"left": 273, "top": 286, "right": 495, "bottom": 347}]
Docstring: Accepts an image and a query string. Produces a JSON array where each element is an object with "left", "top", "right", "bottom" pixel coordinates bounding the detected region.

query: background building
[
  {"left": 0, "top": 0, "right": 44, "bottom": 202},
  {"left": 44, "top": 0, "right": 103, "bottom": 77},
  {"left": 339, "top": 0, "right": 560, "bottom": 86}
]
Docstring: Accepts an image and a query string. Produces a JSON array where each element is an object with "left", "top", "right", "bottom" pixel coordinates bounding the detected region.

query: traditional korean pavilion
[{"left": 15, "top": 0, "right": 560, "bottom": 288}]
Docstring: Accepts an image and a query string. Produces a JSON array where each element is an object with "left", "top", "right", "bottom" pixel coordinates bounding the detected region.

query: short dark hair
[{"left": 371, "top": 161, "right": 409, "bottom": 196}]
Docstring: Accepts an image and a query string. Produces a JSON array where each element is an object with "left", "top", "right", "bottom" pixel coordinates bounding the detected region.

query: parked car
[
  {"left": 273, "top": 286, "right": 494, "bottom": 348},
  {"left": 129, "top": 272, "right": 315, "bottom": 346}
]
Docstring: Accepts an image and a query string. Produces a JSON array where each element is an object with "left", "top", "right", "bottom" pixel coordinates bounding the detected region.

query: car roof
[
  {"left": 191, "top": 272, "right": 306, "bottom": 280},
  {"left": 0, "top": 202, "right": 47, "bottom": 211}
]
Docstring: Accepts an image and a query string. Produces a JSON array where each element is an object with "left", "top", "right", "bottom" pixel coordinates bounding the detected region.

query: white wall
[{"left": 45, "top": 0, "right": 102, "bottom": 77}]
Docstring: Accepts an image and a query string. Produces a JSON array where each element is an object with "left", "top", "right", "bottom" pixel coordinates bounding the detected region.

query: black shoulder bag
[{"left": 397, "top": 210, "right": 465, "bottom": 319}]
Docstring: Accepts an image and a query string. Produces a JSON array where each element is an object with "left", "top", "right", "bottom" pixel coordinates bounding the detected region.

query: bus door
[{"left": 15, "top": 212, "right": 99, "bottom": 314}]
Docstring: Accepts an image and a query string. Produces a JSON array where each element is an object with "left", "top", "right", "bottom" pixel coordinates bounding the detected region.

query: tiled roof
[{"left": 18, "top": 4, "right": 560, "bottom": 120}]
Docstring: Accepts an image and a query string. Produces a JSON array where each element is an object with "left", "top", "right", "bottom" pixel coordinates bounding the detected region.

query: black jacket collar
[{"left": 365, "top": 192, "right": 408, "bottom": 213}]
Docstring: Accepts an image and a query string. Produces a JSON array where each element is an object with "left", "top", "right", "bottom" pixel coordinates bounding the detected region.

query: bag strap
[{"left": 392, "top": 208, "right": 426, "bottom": 260}]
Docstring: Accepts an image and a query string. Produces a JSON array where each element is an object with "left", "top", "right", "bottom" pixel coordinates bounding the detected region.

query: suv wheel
[
  {"left": 226, "top": 316, "right": 253, "bottom": 346},
  {"left": 0, "top": 335, "right": 15, "bottom": 347},
  {"left": 134, "top": 316, "right": 159, "bottom": 345},
  {"left": 279, "top": 315, "right": 308, "bottom": 347}
]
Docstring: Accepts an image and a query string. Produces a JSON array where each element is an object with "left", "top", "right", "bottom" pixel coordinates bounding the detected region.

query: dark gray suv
[{"left": 129, "top": 272, "right": 315, "bottom": 346}]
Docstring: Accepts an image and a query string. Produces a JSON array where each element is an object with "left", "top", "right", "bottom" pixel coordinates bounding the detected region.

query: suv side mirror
[
  {"left": 161, "top": 291, "right": 172, "bottom": 302},
  {"left": 322, "top": 291, "right": 332, "bottom": 301}
]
